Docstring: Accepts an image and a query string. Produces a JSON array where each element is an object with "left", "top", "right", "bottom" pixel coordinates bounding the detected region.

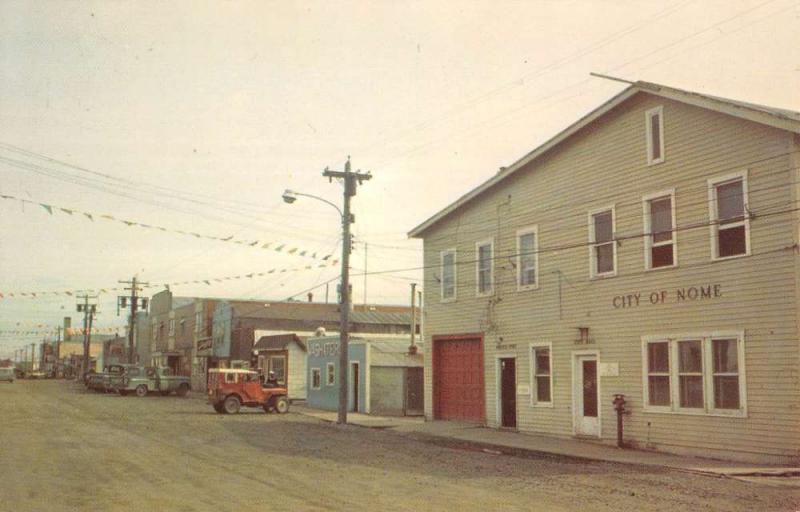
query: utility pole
[
  {"left": 55, "top": 326, "right": 62, "bottom": 378},
  {"left": 30, "top": 343, "right": 35, "bottom": 373},
  {"left": 322, "top": 158, "right": 372, "bottom": 425},
  {"left": 409, "top": 283, "right": 418, "bottom": 354},
  {"left": 77, "top": 295, "right": 97, "bottom": 378},
  {"left": 363, "top": 242, "right": 368, "bottom": 308},
  {"left": 118, "top": 277, "right": 149, "bottom": 364}
]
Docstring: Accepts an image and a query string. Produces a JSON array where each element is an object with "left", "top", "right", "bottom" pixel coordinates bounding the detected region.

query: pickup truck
[
  {"left": 102, "top": 364, "right": 138, "bottom": 393},
  {"left": 116, "top": 366, "right": 191, "bottom": 397}
]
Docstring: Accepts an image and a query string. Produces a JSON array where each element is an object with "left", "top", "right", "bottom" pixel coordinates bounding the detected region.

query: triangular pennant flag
[
  {"left": 60, "top": 208, "right": 74, "bottom": 215},
  {"left": 191, "top": 233, "right": 202, "bottom": 238},
  {"left": 275, "top": 244, "right": 285, "bottom": 251},
  {"left": 299, "top": 251, "right": 307, "bottom": 256},
  {"left": 40, "top": 204, "right": 53, "bottom": 214},
  {"left": 322, "top": 254, "right": 331, "bottom": 260},
  {"left": 123, "top": 221, "right": 136, "bottom": 226},
  {"left": 158, "top": 227, "right": 167, "bottom": 231},
  {"left": 288, "top": 248, "right": 298, "bottom": 254},
  {"left": 221, "top": 235, "right": 233, "bottom": 241},
  {"left": 101, "top": 214, "right": 115, "bottom": 220},
  {"left": 261, "top": 243, "right": 271, "bottom": 249},
  {"left": 249, "top": 241, "right": 258, "bottom": 246},
  {"left": 83, "top": 212, "right": 94, "bottom": 221}
]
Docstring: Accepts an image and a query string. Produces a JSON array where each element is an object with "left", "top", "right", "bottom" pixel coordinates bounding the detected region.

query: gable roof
[
  {"left": 408, "top": 80, "right": 800, "bottom": 238},
  {"left": 253, "top": 333, "right": 305, "bottom": 352}
]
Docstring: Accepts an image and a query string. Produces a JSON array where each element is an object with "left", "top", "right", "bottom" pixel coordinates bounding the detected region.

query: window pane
[
  {"left": 648, "top": 342, "right": 669, "bottom": 373},
  {"left": 718, "top": 226, "right": 746, "bottom": 257},
  {"left": 650, "top": 197, "right": 672, "bottom": 242},
  {"left": 648, "top": 376, "right": 670, "bottom": 406},
  {"left": 714, "top": 376, "right": 740, "bottom": 409},
  {"left": 650, "top": 113, "right": 661, "bottom": 160},
  {"left": 713, "top": 339, "right": 738, "bottom": 373},
  {"left": 536, "top": 376, "right": 551, "bottom": 402},
  {"left": 679, "top": 376, "right": 704, "bottom": 408},
  {"left": 593, "top": 212, "right": 613, "bottom": 242},
  {"left": 678, "top": 340, "right": 702, "bottom": 373},
  {"left": 717, "top": 180, "right": 744, "bottom": 221},
  {"left": 651, "top": 244, "right": 674, "bottom": 268},
  {"left": 596, "top": 243, "right": 614, "bottom": 273},
  {"left": 519, "top": 233, "right": 536, "bottom": 286},
  {"left": 535, "top": 348, "right": 550, "bottom": 375}
]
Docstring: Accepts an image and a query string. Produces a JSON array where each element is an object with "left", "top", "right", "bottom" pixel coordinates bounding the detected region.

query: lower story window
[
  {"left": 643, "top": 333, "right": 745, "bottom": 416},
  {"left": 311, "top": 368, "right": 321, "bottom": 390},
  {"left": 326, "top": 363, "right": 335, "bottom": 386}
]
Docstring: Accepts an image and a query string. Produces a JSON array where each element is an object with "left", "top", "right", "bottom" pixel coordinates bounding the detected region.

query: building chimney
[
  {"left": 63, "top": 317, "right": 72, "bottom": 341},
  {"left": 307, "top": 292, "right": 313, "bottom": 303}
]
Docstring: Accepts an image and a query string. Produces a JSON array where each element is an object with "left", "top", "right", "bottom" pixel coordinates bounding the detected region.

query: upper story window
[
  {"left": 589, "top": 207, "right": 616, "bottom": 278},
  {"left": 643, "top": 190, "right": 676, "bottom": 269},
  {"left": 642, "top": 333, "right": 746, "bottom": 417},
  {"left": 646, "top": 106, "right": 664, "bottom": 165},
  {"left": 516, "top": 227, "right": 538, "bottom": 290},
  {"left": 476, "top": 239, "right": 494, "bottom": 296},
  {"left": 440, "top": 249, "right": 456, "bottom": 301},
  {"left": 708, "top": 172, "right": 750, "bottom": 260}
]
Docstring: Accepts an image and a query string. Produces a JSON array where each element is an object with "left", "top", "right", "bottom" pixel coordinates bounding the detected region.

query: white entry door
[{"left": 573, "top": 354, "right": 600, "bottom": 437}]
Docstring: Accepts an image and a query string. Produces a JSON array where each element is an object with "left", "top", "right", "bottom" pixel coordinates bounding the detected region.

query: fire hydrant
[{"left": 612, "top": 394, "right": 627, "bottom": 448}]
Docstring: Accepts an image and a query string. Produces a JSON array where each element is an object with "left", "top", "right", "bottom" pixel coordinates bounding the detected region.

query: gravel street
[{"left": 1, "top": 381, "right": 796, "bottom": 512}]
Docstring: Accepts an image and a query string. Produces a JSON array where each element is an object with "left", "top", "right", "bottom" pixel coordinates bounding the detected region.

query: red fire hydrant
[{"left": 612, "top": 394, "right": 627, "bottom": 448}]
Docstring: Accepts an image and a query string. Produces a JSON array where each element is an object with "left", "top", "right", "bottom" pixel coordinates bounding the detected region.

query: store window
[{"left": 530, "top": 343, "right": 551, "bottom": 405}]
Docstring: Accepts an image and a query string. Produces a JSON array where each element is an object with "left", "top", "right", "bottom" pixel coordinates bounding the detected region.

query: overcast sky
[{"left": 1, "top": 0, "right": 798, "bottom": 358}]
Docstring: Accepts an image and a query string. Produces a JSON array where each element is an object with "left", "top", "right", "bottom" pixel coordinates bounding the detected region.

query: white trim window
[
  {"left": 530, "top": 343, "right": 552, "bottom": 406},
  {"left": 311, "top": 368, "right": 321, "bottom": 390},
  {"left": 517, "top": 227, "right": 539, "bottom": 290},
  {"left": 708, "top": 172, "right": 750, "bottom": 260},
  {"left": 326, "top": 362, "right": 335, "bottom": 386},
  {"left": 643, "top": 190, "right": 677, "bottom": 269},
  {"left": 642, "top": 333, "right": 746, "bottom": 417},
  {"left": 476, "top": 239, "right": 494, "bottom": 296},
  {"left": 440, "top": 249, "right": 456, "bottom": 301},
  {"left": 646, "top": 106, "right": 664, "bottom": 165},
  {"left": 588, "top": 207, "right": 616, "bottom": 278}
]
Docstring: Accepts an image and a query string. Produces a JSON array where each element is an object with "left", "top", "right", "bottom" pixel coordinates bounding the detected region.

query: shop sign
[
  {"left": 612, "top": 284, "right": 722, "bottom": 309},
  {"left": 309, "top": 341, "right": 339, "bottom": 358}
]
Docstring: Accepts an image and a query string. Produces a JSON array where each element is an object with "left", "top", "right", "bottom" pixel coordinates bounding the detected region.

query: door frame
[
  {"left": 571, "top": 350, "right": 601, "bottom": 438},
  {"left": 494, "top": 353, "right": 516, "bottom": 427},
  {"left": 350, "top": 360, "right": 360, "bottom": 413}
]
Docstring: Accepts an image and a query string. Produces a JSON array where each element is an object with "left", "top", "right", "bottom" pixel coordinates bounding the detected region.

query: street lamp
[{"left": 282, "top": 160, "right": 370, "bottom": 425}]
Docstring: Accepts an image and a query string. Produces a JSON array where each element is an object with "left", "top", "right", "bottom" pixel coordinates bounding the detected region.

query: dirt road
[{"left": 1, "top": 381, "right": 796, "bottom": 511}]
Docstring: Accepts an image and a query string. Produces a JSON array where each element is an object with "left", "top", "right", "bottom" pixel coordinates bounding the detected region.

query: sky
[{"left": 1, "top": 0, "right": 798, "bottom": 358}]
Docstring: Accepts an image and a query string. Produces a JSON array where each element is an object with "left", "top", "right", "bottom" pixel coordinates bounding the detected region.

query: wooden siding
[{"left": 420, "top": 92, "right": 800, "bottom": 463}]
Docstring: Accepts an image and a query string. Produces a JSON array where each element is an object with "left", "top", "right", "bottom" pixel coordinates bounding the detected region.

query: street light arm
[{"left": 283, "top": 190, "right": 343, "bottom": 218}]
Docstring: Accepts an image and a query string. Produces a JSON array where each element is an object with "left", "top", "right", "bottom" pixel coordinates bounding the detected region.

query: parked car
[
  {"left": 102, "top": 364, "right": 137, "bottom": 393},
  {"left": 0, "top": 367, "right": 14, "bottom": 383},
  {"left": 207, "top": 368, "right": 289, "bottom": 414},
  {"left": 116, "top": 367, "right": 191, "bottom": 397}
]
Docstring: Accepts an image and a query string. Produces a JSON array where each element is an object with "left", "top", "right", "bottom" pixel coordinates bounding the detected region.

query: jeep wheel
[
  {"left": 213, "top": 403, "right": 225, "bottom": 414},
  {"left": 135, "top": 385, "right": 148, "bottom": 397},
  {"left": 119, "top": 390, "right": 128, "bottom": 396},
  {"left": 176, "top": 383, "right": 190, "bottom": 397},
  {"left": 223, "top": 395, "right": 241, "bottom": 414},
  {"left": 274, "top": 396, "right": 290, "bottom": 414}
]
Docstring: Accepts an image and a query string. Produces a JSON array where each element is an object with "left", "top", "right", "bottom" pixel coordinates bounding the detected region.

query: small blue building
[{"left": 306, "top": 335, "right": 423, "bottom": 416}]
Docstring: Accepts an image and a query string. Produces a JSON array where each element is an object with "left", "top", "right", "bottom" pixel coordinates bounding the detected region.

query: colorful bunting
[{"left": 0, "top": 194, "right": 334, "bottom": 261}]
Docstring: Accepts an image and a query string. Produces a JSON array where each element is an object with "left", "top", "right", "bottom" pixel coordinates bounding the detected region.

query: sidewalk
[{"left": 292, "top": 405, "right": 799, "bottom": 481}]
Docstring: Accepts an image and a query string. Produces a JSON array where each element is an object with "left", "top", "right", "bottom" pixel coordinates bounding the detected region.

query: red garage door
[{"left": 433, "top": 336, "right": 485, "bottom": 423}]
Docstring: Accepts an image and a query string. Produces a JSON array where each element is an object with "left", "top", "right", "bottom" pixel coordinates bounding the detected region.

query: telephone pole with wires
[
  {"left": 76, "top": 295, "right": 97, "bottom": 377},
  {"left": 118, "top": 277, "right": 149, "bottom": 364}
]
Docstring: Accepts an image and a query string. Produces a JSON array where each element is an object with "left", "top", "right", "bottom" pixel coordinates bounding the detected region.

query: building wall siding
[{"left": 420, "top": 92, "right": 800, "bottom": 463}]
